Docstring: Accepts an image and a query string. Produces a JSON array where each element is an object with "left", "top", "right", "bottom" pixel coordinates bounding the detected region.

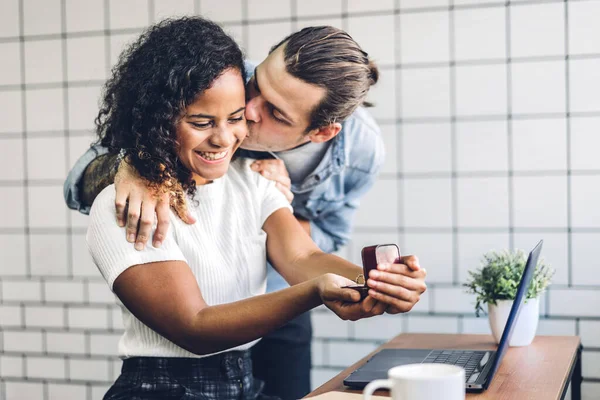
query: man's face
[{"left": 242, "top": 44, "right": 326, "bottom": 152}]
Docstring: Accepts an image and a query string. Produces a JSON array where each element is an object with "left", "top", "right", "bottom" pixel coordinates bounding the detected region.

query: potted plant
[{"left": 464, "top": 249, "right": 555, "bottom": 346}]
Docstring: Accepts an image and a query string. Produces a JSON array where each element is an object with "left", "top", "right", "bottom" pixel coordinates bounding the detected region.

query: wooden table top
[{"left": 306, "top": 333, "right": 581, "bottom": 400}]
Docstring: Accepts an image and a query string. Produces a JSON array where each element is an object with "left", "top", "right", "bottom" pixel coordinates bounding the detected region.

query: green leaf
[{"left": 463, "top": 249, "right": 555, "bottom": 317}]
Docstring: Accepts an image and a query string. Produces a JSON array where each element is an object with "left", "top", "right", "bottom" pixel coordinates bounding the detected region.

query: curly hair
[{"left": 96, "top": 16, "right": 245, "bottom": 201}]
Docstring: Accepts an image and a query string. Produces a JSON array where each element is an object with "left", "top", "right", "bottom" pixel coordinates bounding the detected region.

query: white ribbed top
[{"left": 86, "top": 158, "right": 292, "bottom": 358}]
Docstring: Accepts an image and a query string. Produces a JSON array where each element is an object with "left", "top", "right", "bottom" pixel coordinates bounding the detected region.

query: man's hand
[
  {"left": 79, "top": 152, "right": 121, "bottom": 207},
  {"left": 365, "top": 255, "right": 427, "bottom": 315},
  {"left": 114, "top": 162, "right": 196, "bottom": 250},
  {"left": 251, "top": 159, "right": 293, "bottom": 203},
  {"left": 316, "top": 274, "right": 387, "bottom": 321}
]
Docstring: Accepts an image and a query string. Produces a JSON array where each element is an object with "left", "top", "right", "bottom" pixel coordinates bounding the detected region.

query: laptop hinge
[{"left": 478, "top": 351, "right": 497, "bottom": 388}]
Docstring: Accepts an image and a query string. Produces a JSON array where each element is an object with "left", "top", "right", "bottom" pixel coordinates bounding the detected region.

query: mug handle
[{"left": 363, "top": 379, "right": 393, "bottom": 399}]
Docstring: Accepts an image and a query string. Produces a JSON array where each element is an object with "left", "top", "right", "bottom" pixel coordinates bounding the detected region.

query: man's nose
[{"left": 245, "top": 97, "right": 262, "bottom": 123}]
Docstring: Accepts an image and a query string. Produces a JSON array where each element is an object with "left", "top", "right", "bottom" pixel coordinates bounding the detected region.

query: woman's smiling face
[{"left": 176, "top": 68, "right": 248, "bottom": 185}]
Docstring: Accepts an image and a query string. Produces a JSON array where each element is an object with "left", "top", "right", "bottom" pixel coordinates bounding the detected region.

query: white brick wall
[
  {"left": 44, "top": 280, "right": 85, "bottom": 303},
  {"left": 312, "top": 311, "right": 351, "bottom": 339},
  {"left": 0, "top": 305, "right": 22, "bottom": 327},
  {"left": 538, "top": 292, "right": 549, "bottom": 316},
  {"left": 433, "top": 287, "right": 475, "bottom": 314},
  {"left": 327, "top": 341, "right": 379, "bottom": 368},
  {"left": 461, "top": 317, "right": 490, "bottom": 334},
  {"left": 580, "top": 321, "right": 600, "bottom": 348},
  {"left": 89, "top": 333, "right": 121, "bottom": 356},
  {"left": 1, "top": 2, "right": 599, "bottom": 400},
  {"left": 46, "top": 332, "right": 86, "bottom": 355},
  {"left": 311, "top": 368, "right": 345, "bottom": 391},
  {"left": 582, "top": 382, "right": 600, "bottom": 400},
  {"left": 549, "top": 289, "right": 600, "bottom": 317},
  {"left": 71, "top": 233, "right": 101, "bottom": 278},
  {"left": 111, "top": 359, "right": 122, "bottom": 381},
  {"left": 352, "top": 314, "right": 404, "bottom": 341},
  {"left": 91, "top": 383, "right": 112, "bottom": 399},
  {"left": 3, "top": 331, "right": 43, "bottom": 353},
  {"left": 110, "top": 306, "right": 124, "bottom": 331},
  {"left": 25, "top": 305, "right": 65, "bottom": 328},
  {"left": 536, "top": 319, "right": 577, "bottom": 336},
  {"left": 26, "top": 356, "right": 66, "bottom": 380},
  {"left": 0, "top": 355, "right": 23, "bottom": 378},
  {"left": 87, "top": 281, "right": 117, "bottom": 304},
  {"left": 1, "top": 280, "right": 42, "bottom": 302},
  {"left": 48, "top": 383, "right": 88, "bottom": 400},
  {"left": 68, "top": 307, "right": 109, "bottom": 329},
  {"left": 583, "top": 351, "right": 600, "bottom": 380},
  {"left": 4, "top": 381, "right": 44, "bottom": 400},
  {"left": 69, "top": 359, "right": 111, "bottom": 382},
  {"left": 410, "top": 287, "right": 431, "bottom": 313},
  {"left": 312, "top": 340, "right": 326, "bottom": 366},
  {"left": 406, "top": 316, "right": 460, "bottom": 334}
]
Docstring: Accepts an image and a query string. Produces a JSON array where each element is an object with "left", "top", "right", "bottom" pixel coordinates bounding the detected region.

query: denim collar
[{"left": 289, "top": 129, "right": 346, "bottom": 194}]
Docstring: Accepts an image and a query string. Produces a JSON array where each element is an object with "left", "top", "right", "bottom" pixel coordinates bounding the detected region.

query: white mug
[{"left": 363, "top": 363, "right": 465, "bottom": 400}]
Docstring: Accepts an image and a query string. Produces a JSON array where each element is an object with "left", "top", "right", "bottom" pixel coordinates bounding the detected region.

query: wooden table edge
[{"left": 304, "top": 333, "right": 582, "bottom": 399}]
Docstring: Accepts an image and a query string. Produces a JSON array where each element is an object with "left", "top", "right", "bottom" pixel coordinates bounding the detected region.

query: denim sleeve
[
  {"left": 309, "top": 119, "right": 386, "bottom": 254},
  {"left": 309, "top": 167, "right": 380, "bottom": 254},
  {"left": 63, "top": 144, "right": 109, "bottom": 215}
]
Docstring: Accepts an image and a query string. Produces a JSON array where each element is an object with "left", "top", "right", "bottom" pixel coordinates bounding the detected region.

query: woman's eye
[
  {"left": 191, "top": 122, "right": 212, "bottom": 129},
  {"left": 228, "top": 116, "right": 244, "bottom": 123}
]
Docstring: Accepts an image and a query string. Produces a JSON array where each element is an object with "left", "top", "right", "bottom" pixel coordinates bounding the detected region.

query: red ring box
[{"left": 343, "top": 244, "right": 401, "bottom": 300}]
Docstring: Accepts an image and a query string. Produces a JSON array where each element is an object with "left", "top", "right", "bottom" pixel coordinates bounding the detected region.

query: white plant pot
[{"left": 487, "top": 298, "right": 539, "bottom": 347}]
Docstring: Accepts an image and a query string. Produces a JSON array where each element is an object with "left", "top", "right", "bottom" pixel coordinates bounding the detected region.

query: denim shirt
[{"left": 63, "top": 61, "right": 385, "bottom": 292}]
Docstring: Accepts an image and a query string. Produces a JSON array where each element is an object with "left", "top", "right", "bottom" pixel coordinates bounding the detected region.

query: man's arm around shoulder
[{"left": 64, "top": 144, "right": 117, "bottom": 214}]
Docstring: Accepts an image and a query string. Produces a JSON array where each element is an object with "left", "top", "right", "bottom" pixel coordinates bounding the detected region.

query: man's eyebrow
[
  {"left": 187, "top": 107, "right": 245, "bottom": 119},
  {"left": 254, "top": 66, "right": 294, "bottom": 124}
]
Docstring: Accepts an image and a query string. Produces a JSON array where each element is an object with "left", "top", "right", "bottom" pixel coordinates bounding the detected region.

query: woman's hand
[
  {"left": 366, "top": 255, "right": 428, "bottom": 315},
  {"left": 316, "top": 274, "right": 387, "bottom": 321},
  {"left": 114, "top": 161, "right": 196, "bottom": 250}
]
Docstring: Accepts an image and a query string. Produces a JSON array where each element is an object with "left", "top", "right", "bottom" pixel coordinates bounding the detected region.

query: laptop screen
[{"left": 483, "top": 240, "right": 544, "bottom": 389}]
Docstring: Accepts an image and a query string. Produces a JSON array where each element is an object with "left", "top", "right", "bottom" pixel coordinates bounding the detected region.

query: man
[{"left": 65, "top": 26, "right": 415, "bottom": 399}]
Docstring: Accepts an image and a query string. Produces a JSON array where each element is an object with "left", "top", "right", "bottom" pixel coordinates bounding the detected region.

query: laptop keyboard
[{"left": 424, "top": 350, "right": 486, "bottom": 382}]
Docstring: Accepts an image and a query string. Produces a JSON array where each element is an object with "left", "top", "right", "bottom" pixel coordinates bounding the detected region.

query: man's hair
[{"left": 270, "top": 26, "right": 379, "bottom": 132}]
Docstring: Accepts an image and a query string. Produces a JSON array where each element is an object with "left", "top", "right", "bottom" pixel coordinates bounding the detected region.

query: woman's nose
[{"left": 210, "top": 126, "right": 236, "bottom": 148}]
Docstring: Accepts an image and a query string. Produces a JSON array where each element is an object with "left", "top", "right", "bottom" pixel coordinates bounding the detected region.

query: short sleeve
[
  {"left": 243, "top": 161, "right": 292, "bottom": 226},
  {"left": 259, "top": 178, "right": 293, "bottom": 226},
  {"left": 86, "top": 185, "right": 187, "bottom": 290}
]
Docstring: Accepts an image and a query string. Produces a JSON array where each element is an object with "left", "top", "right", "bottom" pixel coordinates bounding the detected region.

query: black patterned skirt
[{"left": 104, "top": 350, "right": 279, "bottom": 400}]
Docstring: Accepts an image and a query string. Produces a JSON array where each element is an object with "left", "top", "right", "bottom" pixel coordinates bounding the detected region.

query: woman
[{"left": 88, "top": 17, "right": 426, "bottom": 399}]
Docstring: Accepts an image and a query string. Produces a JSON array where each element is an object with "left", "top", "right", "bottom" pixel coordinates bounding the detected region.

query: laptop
[{"left": 343, "top": 240, "right": 544, "bottom": 393}]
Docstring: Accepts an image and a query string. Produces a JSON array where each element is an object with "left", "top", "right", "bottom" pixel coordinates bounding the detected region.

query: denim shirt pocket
[{"left": 302, "top": 185, "right": 345, "bottom": 219}]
